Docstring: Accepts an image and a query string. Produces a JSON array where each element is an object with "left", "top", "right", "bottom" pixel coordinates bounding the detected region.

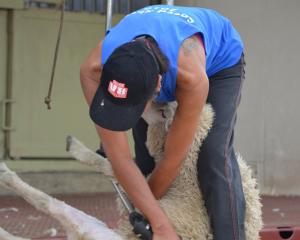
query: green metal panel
[
  {"left": 0, "top": 0, "right": 24, "bottom": 9},
  {"left": 0, "top": 10, "right": 7, "bottom": 158},
  {"left": 9, "top": 9, "right": 129, "bottom": 158}
]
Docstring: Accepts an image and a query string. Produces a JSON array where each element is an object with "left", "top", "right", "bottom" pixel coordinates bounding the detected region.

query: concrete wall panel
[
  {"left": 8, "top": 9, "right": 125, "bottom": 158},
  {"left": 175, "top": 0, "right": 300, "bottom": 194}
]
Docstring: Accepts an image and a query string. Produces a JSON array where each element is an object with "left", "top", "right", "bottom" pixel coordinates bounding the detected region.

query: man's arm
[
  {"left": 148, "top": 35, "right": 209, "bottom": 199},
  {"left": 80, "top": 42, "right": 103, "bottom": 105},
  {"left": 80, "top": 43, "right": 178, "bottom": 238}
]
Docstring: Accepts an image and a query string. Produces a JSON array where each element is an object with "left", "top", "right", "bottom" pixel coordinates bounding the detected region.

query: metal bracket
[{"left": 1, "top": 99, "right": 15, "bottom": 131}]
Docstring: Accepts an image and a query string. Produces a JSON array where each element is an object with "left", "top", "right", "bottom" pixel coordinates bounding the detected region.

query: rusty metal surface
[
  {"left": 1, "top": 194, "right": 300, "bottom": 239},
  {"left": 261, "top": 196, "right": 300, "bottom": 228},
  {"left": 0, "top": 193, "right": 119, "bottom": 239},
  {"left": 260, "top": 227, "right": 300, "bottom": 240},
  {"left": 260, "top": 196, "right": 300, "bottom": 240}
]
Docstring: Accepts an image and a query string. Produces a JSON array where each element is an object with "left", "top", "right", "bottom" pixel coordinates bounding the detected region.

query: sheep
[
  {"left": 0, "top": 102, "right": 262, "bottom": 240},
  {"left": 68, "top": 102, "right": 262, "bottom": 240}
]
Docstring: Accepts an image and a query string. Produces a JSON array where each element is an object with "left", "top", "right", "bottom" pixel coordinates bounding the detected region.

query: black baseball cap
[{"left": 90, "top": 39, "right": 160, "bottom": 131}]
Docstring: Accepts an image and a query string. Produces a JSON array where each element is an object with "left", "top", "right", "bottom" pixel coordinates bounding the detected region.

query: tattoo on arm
[{"left": 182, "top": 37, "right": 199, "bottom": 56}]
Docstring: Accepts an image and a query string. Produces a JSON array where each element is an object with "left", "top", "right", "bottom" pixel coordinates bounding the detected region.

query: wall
[
  {"left": 175, "top": 0, "right": 300, "bottom": 195},
  {"left": 0, "top": 2, "right": 154, "bottom": 160},
  {"left": 0, "top": 9, "right": 132, "bottom": 159},
  {"left": 0, "top": 10, "right": 7, "bottom": 158}
]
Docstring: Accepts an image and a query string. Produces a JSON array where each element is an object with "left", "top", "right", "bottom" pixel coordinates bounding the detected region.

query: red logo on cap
[{"left": 108, "top": 80, "right": 128, "bottom": 99}]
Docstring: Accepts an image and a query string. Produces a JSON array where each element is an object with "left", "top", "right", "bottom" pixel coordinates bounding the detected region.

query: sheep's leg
[
  {"left": 66, "top": 136, "right": 114, "bottom": 178},
  {"left": 0, "top": 227, "right": 29, "bottom": 240},
  {"left": 0, "top": 162, "right": 75, "bottom": 226},
  {"left": 0, "top": 163, "right": 123, "bottom": 240},
  {"left": 0, "top": 162, "right": 56, "bottom": 215}
]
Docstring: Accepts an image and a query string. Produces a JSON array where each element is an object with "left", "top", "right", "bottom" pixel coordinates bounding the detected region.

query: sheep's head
[
  {"left": 142, "top": 101, "right": 177, "bottom": 129},
  {"left": 144, "top": 102, "right": 214, "bottom": 164},
  {"left": 143, "top": 101, "right": 177, "bottom": 161}
]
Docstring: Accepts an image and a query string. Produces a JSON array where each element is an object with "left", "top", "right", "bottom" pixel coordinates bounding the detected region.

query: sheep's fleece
[{"left": 116, "top": 102, "right": 262, "bottom": 240}]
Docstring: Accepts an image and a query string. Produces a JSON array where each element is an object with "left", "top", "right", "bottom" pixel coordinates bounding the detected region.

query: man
[{"left": 80, "top": 5, "right": 246, "bottom": 240}]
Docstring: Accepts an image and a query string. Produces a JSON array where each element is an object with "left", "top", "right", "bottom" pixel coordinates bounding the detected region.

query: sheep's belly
[
  {"left": 159, "top": 192, "right": 213, "bottom": 240},
  {"left": 117, "top": 191, "right": 213, "bottom": 240}
]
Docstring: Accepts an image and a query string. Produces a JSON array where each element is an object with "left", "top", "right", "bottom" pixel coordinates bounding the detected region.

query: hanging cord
[{"left": 44, "top": 0, "right": 65, "bottom": 110}]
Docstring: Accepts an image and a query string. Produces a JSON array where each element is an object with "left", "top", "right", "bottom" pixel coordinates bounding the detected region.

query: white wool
[{"left": 118, "top": 103, "right": 262, "bottom": 240}]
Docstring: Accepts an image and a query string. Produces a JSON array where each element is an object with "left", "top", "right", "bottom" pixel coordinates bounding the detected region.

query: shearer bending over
[{"left": 80, "top": 5, "right": 246, "bottom": 240}]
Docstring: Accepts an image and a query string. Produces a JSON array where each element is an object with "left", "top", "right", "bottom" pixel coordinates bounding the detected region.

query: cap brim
[{"left": 90, "top": 84, "right": 147, "bottom": 131}]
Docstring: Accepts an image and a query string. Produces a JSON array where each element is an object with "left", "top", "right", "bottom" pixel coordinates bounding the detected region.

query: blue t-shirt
[{"left": 102, "top": 5, "right": 244, "bottom": 102}]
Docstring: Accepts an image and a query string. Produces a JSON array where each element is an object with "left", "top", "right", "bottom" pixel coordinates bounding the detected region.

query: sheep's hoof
[
  {"left": 0, "top": 162, "right": 9, "bottom": 173},
  {"left": 0, "top": 162, "right": 14, "bottom": 184}
]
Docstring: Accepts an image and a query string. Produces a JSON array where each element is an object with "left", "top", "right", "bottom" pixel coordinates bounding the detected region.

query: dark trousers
[{"left": 132, "top": 55, "right": 246, "bottom": 240}]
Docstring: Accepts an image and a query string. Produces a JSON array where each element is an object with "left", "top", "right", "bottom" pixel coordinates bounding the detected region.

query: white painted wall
[{"left": 175, "top": 0, "right": 300, "bottom": 195}]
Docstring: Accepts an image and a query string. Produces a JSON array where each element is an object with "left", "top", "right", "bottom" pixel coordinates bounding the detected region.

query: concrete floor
[
  {"left": 0, "top": 193, "right": 300, "bottom": 240},
  {"left": 1, "top": 160, "right": 300, "bottom": 239},
  {"left": 0, "top": 193, "right": 119, "bottom": 239}
]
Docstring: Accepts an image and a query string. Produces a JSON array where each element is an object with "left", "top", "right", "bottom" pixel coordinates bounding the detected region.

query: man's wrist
[{"left": 147, "top": 208, "right": 173, "bottom": 232}]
